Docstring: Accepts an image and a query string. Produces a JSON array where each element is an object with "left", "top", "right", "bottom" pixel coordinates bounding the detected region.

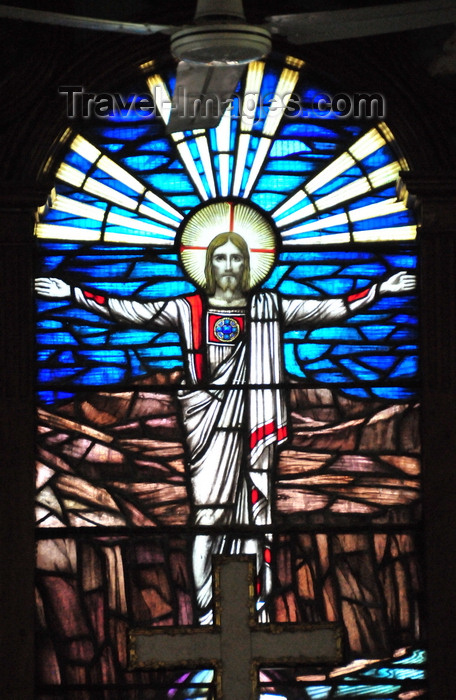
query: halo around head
[{"left": 179, "top": 201, "right": 276, "bottom": 290}]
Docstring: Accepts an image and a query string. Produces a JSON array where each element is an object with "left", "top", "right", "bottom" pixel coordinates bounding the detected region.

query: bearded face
[{"left": 210, "top": 240, "right": 246, "bottom": 294}]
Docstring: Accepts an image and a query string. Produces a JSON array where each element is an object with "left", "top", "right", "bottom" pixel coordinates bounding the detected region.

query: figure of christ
[{"left": 35, "top": 232, "right": 416, "bottom": 625}]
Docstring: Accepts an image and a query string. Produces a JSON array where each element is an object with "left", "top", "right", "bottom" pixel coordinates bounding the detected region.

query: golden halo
[{"left": 179, "top": 201, "right": 276, "bottom": 290}]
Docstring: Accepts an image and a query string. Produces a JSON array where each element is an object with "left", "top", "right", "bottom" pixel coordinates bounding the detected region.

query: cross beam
[{"left": 129, "top": 556, "right": 342, "bottom": 699}]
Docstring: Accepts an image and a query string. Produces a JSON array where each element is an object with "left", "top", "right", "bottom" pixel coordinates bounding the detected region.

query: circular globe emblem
[{"left": 214, "top": 317, "right": 241, "bottom": 342}]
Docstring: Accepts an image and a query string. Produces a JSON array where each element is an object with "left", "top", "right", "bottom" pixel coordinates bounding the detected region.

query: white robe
[{"left": 74, "top": 285, "right": 377, "bottom": 621}]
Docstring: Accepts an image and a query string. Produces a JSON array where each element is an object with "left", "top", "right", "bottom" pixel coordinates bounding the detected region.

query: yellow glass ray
[
  {"left": 281, "top": 198, "right": 410, "bottom": 239},
  {"left": 232, "top": 60, "right": 266, "bottom": 196},
  {"left": 70, "top": 135, "right": 182, "bottom": 222},
  {"left": 215, "top": 105, "right": 232, "bottom": 197},
  {"left": 145, "top": 74, "right": 214, "bottom": 201},
  {"left": 272, "top": 125, "right": 400, "bottom": 228},
  {"left": 243, "top": 58, "right": 304, "bottom": 198}
]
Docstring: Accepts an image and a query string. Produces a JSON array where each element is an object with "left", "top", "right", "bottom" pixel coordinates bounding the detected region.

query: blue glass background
[{"left": 36, "top": 242, "right": 417, "bottom": 402}]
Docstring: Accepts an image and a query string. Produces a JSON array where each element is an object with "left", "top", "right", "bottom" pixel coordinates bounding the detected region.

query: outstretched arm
[
  {"left": 282, "top": 270, "right": 416, "bottom": 327},
  {"left": 35, "top": 277, "right": 71, "bottom": 299},
  {"left": 379, "top": 270, "right": 416, "bottom": 295},
  {"left": 35, "top": 277, "right": 178, "bottom": 330}
]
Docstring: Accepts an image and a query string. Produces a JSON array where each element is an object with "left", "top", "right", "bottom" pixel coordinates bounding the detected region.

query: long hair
[{"left": 204, "top": 232, "right": 251, "bottom": 295}]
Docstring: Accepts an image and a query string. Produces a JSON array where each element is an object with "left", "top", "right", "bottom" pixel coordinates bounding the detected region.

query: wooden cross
[{"left": 129, "top": 556, "right": 342, "bottom": 699}]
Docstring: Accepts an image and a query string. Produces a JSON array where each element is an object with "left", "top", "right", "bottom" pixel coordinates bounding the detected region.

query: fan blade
[
  {"left": 265, "top": 0, "right": 456, "bottom": 44},
  {"left": 0, "top": 4, "right": 175, "bottom": 35},
  {"left": 166, "top": 61, "right": 245, "bottom": 133}
]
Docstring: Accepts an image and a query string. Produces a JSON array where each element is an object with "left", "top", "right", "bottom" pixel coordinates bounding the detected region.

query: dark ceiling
[
  {"left": 1, "top": 0, "right": 455, "bottom": 81},
  {"left": 0, "top": 0, "right": 455, "bottom": 182}
]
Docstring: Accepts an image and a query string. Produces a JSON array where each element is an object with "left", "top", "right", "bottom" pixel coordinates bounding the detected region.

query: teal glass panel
[
  {"left": 339, "top": 358, "right": 381, "bottom": 381},
  {"left": 103, "top": 143, "right": 124, "bottom": 152},
  {"left": 63, "top": 149, "right": 91, "bottom": 171},
  {"left": 312, "top": 172, "right": 361, "bottom": 197},
  {"left": 269, "top": 139, "right": 312, "bottom": 157},
  {"left": 101, "top": 126, "right": 152, "bottom": 140},
  {"left": 361, "top": 146, "right": 393, "bottom": 169},
  {"left": 122, "top": 154, "right": 169, "bottom": 171},
  {"left": 255, "top": 174, "right": 308, "bottom": 191},
  {"left": 250, "top": 191, "right": 287, "bottom": 210}
]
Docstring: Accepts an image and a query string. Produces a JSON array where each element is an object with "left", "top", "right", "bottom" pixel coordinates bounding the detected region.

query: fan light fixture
[
  {"left": 171, "top": 24, "right": 271, "bottom": 65},
  {"left": 171, "top": 0, "right": 271, "bottom": 65},
  {"left": 2, "top": 0, "right": 456, "bottom": 130}
]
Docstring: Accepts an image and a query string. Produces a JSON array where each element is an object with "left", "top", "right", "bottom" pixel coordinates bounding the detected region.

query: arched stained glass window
[{"left": 35, "top": 52, "right": 424, "bottom": 699}]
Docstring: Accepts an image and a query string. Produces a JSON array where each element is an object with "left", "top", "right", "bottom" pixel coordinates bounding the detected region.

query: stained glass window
[{"left": 35, "top": 52, "right": 423, "bottom": 698}]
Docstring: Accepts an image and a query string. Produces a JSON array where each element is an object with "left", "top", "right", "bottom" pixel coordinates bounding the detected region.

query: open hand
[
  {"left": 379, "top": 271, "right": 416, "bottom": 295},
  {"left": 35, "top": 277, "right": 71, "bottom": 299}
]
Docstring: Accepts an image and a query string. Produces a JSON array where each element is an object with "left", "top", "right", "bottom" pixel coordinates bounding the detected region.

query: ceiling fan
[{"left": 1, "top": 0, "right": 455, "bottom": 132}]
